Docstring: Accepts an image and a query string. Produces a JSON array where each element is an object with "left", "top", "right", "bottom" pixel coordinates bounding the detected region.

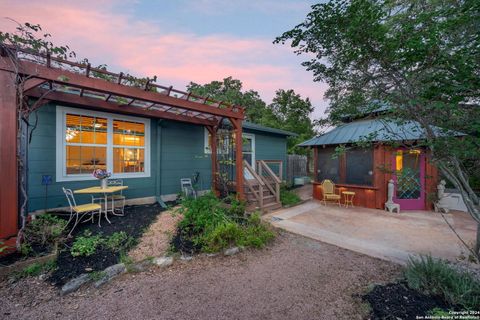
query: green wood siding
[
  {"left": 27, "top": 104, "right": 287, "bottom": 212},
  {"left": 245, "top": 128, "right": 287, "bottom": 179}
]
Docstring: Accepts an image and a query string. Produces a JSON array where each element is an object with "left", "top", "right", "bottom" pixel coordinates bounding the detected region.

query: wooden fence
[{"left": 286, "top": 154, "right": 308, "bottom": 183}]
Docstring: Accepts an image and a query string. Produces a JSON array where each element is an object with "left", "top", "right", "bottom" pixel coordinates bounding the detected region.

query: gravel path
[{"left": 0, "top": 232, "right": 400, "bottom": 320}]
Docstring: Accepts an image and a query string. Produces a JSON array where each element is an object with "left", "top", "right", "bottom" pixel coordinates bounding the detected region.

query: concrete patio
[{"left": 266, "top": 200, "right": 476, "bottom": 264}]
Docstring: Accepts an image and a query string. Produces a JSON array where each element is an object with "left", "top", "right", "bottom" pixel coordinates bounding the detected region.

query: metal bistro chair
[
  {"left": 320, "top": 179, "right": 342, "bottom": 206},
  {"left": 62, "top": 187, "right": 102, "bottom": 236},
  {"left": 180, "top": 178, "right": 197, "bottom": 199},
  {"left": 91, "top": 179, "right": 126, "bottom": 216}
]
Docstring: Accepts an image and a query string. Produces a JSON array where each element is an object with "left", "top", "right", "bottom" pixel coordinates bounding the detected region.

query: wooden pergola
[{"left": 0, "top": 47, "right": 245, "bottom": 242}]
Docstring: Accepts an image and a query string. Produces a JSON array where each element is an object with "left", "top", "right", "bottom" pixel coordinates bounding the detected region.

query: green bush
[
  {"left": 22, "top": 214, "right": 67, "bottom": 255},
  {"left": 70, "top": 231, "right": 135, "bottom": 257},
  {"left": 405, "top": 255, "right": 480, "bottom": 310},
  {"left": 71, "top": 233, "right": 103, "bottom": 257},
  {"left": 280, "top": 187, "right": 301, "bottom": 206},
  {"left": 105, "top": 231, "right": 132, "bottom": 251},
  {"left": 175, "top": 193, "right": 275, "bottom": 253},
  {"left": 15, "top": 260, "right": 57, "bottom": 279}
]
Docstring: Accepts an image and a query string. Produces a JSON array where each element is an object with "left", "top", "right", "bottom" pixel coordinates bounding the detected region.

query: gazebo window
[
  {"left": 345, "top": 148, "right": 373, "bottom": 186},
  {"left": 317, "top": 146, "right": 373, "bottom": 186},
  {"left": 317, "top": 147, "right": 340, "bottom": 182}
]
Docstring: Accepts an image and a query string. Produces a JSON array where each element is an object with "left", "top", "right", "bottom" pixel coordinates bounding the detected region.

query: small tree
[{"left": 275, "top": 1, "right": 480, "bottom": 255}]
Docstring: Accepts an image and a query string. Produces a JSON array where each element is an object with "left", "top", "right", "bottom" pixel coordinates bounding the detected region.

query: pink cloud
[{"left": 0, "top": 0, "right": 329, "bottom": 119}]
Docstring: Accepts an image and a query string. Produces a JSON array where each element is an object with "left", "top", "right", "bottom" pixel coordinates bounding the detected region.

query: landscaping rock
[
  {"left": 128, "top": 260, "right": 153, "bottom": 273},
  {"left": 153, "top": 256, "right": 173, "bottom": 267},
  {"left": 60, "top": 274, "right": 91, "bottom": 295},
  {"left": 94, "top": 263, "right": 126, "bottom": 288},
  {"left": 180, "top": 255, "right": 193, "bottom": 261},
  {"left": 224, "top": 247, "right": 240, "bottom": 256}
]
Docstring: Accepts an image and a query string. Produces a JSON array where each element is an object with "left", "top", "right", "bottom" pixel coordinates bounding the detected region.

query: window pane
[
  {"left": 66, "top": 114, "right": 81, "bottom": 143},
  {"left": 66, "top": 146, "right": 106, "bottom": 174},
  {"left": 80, "top": 115, "right": 95, "bottom": 144},
  {"left": 65, "top": 114, "right": 107, "bottom": 145},
  {"left": 345, "top": 148, "right": 373, "bottom": 186},
  {"left": 317, "top": 147, "right": 340, "bottom": 183},
  {"left": 94, "top": 117, "right": 107, "bottom": 144},
  {"left": 243, "top": 153, "right": 252, "bottom": 166},
  {"left": 113, "top": 148, "right": 145, "bottom": 173},
  {"left": 113, "top": 120, "right": 145, "bottom": 147},
  {"left": 242, "top": 137, "right": 252, "bottom": 152}
]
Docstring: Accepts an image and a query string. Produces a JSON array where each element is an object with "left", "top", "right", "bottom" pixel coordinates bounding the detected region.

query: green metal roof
[
  {"left": 243, "top": 121, "right": 297, "bottom": 137},
  {"left": 298, "top": 118, "right": 458, "bottom": 147}
]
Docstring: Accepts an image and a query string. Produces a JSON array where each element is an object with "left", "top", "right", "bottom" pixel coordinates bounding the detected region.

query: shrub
[
  {"left": 405, "top": 255, "right": 480, "bottom": 310},
  {"left": 105, "top": 231, "right": 132, "bottom": 251},
  {"left": 280, "top": 186, "right": 301, "bottom": 206},
  {"left": 22, "top": 214, "right": 67, "bottom": 255},
  {"left": 71, "top": 232, "right": 103, "bottom": 257},
  {"left": 15, "top": 260, "right": 56, "bottom": 279},
  {"left": 173, "top": 194, "right": 275, "bottom": 253}
]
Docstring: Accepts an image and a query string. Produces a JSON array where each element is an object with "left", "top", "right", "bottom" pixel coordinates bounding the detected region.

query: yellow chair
[
  {"left": 63, "top": 187, "right": 102, "bottom": 236},
  {"left": 320, "top": 179, "right": 341, "bottom": 206}
]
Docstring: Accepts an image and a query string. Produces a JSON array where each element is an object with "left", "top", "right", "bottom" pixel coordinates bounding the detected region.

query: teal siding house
[{"left": 28, "top": 103, "right": 293, "bottom": 213}]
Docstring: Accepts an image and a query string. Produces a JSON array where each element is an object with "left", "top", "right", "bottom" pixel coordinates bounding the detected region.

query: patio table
[
  {"left": 342, "top": 191, "right": 355, "bottom": 208},
  {"left": 74, "top": 185, "right": 128, "bottom": 224}
]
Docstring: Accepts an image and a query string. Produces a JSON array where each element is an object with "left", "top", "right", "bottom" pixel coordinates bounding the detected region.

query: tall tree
[
  {"left": 187, "top": 77, "right": 268, "bottom": 123},
  {"left": 188, "top": 78, "right": 317, "bottom": 154},
  {"left": 267, "top": 89, "right": 315, "bottom": 154},
  {"left": 276, "top": 1, "right": 480, "bottom": 255}
]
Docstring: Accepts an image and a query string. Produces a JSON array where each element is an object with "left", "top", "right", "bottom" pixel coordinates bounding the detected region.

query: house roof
[
  {"left": 243, "top": 121, "right": 297, "bottom": 137},
  {"left": 298, "top": 118, "right": 460, "bottom": 146}
]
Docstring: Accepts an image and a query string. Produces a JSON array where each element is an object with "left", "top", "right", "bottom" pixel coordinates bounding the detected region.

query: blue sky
[{"left": 0, "top": 0, "right": 328, "bottom": 118}]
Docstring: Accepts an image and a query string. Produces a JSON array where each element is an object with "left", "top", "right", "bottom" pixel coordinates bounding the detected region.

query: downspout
[{"left": 156, "top": 119, "right": 167, "bottom": 208}]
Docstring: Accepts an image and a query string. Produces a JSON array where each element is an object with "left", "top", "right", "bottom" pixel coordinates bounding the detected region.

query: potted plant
[{"left": 93, "top": 169, "right": 111, "bottom": 189}]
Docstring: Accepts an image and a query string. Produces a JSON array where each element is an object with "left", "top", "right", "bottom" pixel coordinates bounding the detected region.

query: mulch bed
[
  {"left": 363, "top": 282, "right": 451, "bottom": 319},
  {"left": 170, "top": 223, "right": 202, "bottom": 255},
  {"left": 48, "top": 202, "right": 173, "bottom": 286}
]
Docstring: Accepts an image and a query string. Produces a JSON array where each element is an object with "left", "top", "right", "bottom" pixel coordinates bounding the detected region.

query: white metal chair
[
  {"left": 181, "top": 178, "right": 197, "bottom": 199},
  {"left": 91, "top": 179, "right": 126, "bottom": 216},
  {"left": 62, "top": 187, "right": 101, "bottom": 236},
  {"left": 107, "top": 179, "right": 126, "bottom": 216}
]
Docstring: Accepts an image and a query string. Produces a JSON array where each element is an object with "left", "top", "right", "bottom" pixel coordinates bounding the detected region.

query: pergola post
[
  {"left": 0, "top": 70, "right": 18, "bottom": 240},
  {"left": 206, "top": 125, "right": 219, "bottom": 196},
  {"left": 231, "top": 118, "right": 244, "bottom": 200}
]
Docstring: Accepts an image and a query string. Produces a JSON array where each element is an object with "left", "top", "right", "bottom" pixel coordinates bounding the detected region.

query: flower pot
[{"left": 100, "top": 179, "right": 108, "bottom": 189}]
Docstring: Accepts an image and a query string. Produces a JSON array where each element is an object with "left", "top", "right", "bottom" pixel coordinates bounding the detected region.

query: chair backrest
[
  {"left": 107, "top": 179, "right": 123, "bottom": 186},
  {"left": 321, "top": 179, "right": 335, "bottom": 194},
  {"left": 180, "top": 178, "right": 192, "bottom": 193},
  {"left": 62, "top": 187, "right": 77, "bottom": 208}
]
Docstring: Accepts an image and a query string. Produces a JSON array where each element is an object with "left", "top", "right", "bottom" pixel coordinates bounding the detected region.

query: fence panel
[{"left": 287, "top": 154, "right": 308, "bottom": 184}]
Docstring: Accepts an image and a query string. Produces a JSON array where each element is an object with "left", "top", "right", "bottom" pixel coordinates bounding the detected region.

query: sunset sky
[{"left": 0, "top": 0, "right": 329, "bottom": 119}]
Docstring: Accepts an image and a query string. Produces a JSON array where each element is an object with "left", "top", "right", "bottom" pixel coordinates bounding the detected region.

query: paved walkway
[{"left": 266, "top": 201, "right": 476, "bottom": 264}]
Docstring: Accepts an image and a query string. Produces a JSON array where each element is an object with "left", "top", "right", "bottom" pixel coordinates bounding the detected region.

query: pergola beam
[
  {"left": 27, "top": 88, "right": 218, "bottom": 127},
  {"left": 0, "top": 57, "right": 244, "bottom": 119}
]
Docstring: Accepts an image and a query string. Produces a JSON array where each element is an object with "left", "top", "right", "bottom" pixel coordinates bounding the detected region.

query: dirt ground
[
  {"left": 0, "top": 232, "right": 400, "bottom": 320},
  {"left": 128, "top": 208, "right": 182, "bottom": 261}
]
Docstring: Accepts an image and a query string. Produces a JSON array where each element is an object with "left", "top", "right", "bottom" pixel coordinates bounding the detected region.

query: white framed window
[
  {"left": 203, "top": 128, "right": 255, "bottom": 166},
  {"left": 56, "top": 106, "right": 150, "bottom": 182},
  {"left": 203, "top": 127, "right": 233, "bottom": 154}
]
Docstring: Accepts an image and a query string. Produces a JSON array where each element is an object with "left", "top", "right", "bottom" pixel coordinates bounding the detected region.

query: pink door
[{"left": 392, "top": 149, "right": 425, "bottom": 210}]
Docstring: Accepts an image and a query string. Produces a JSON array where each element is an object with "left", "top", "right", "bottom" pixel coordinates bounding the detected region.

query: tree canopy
[
  {"left": 275, "top": 0, "right": 480, "bottom": 253},
  {"left": 187, "top": 77, "right": 316, "bottom": 154}
]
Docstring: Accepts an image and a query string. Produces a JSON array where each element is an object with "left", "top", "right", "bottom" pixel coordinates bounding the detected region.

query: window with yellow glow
[
  {"left": 65, "top": 114, "right": 107, "bottom": 174},
  {"left": 113, "top": 120, "right": 145, "bottom": 173},
  {"left": 57, "top": 107, "right": 150, "bottom": 181}
]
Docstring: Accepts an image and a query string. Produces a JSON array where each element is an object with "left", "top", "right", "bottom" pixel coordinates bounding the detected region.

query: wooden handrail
[
  {"left": 259, "top": 160, "right": 281, "bottom": 183},
  {"left": 256, "top": 159, "right": 283, "bottom": 181},
  {"left": 243, "top": 160, "right": 265, "bottom": 186}
]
